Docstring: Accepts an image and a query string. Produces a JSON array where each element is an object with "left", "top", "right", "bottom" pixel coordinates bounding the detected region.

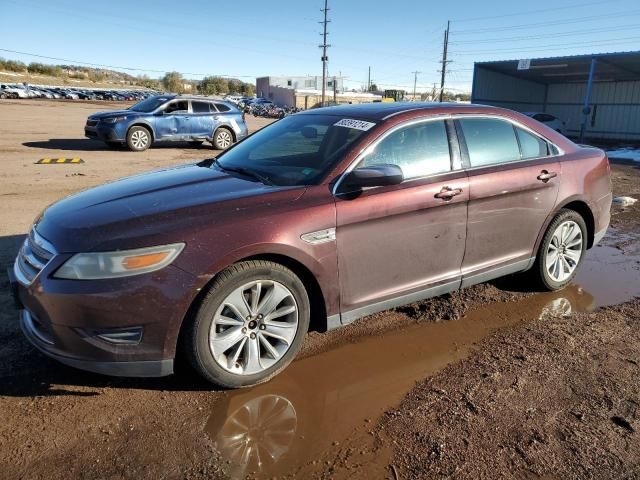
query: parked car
[
  {"left": 84, "top": 95, "right": 247, "bottom": 151},
  {"left": 524, "top": 112, "right": 566, "bottom": 134},
  {"left": 11, "top": 103, "right": 611, "bottom": 388}
]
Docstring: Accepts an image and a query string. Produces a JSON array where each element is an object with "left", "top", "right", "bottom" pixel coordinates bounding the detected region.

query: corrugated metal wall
[
  {"left": 472, "top": 65, "right": 640, "bottom": 142},
  {"left": 547, "top": 81, "right": 640, "bottom": 140},
  {"left": 472, "top": 67, "right": 546, "bottom": 112}
]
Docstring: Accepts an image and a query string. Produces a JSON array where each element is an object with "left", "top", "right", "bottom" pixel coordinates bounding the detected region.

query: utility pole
[
  {"left": 411, "top": 70, "right": 421, "bottom": 101},
  {"left": 319, "top": 0, "right": 330, "bottom": 107},
  {"left": 439, "top": 20, "right": 450, "bottom": 102},
  {"left": 333, "top": 75, "right": 337, "bottom": 104},
  {"left": 367, "top": 66, "right": 371, "bottom": 91}
]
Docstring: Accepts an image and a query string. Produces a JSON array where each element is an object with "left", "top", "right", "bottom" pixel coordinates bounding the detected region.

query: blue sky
[{"left": 1, "top": 0, "right": 639, "bottom": 93}]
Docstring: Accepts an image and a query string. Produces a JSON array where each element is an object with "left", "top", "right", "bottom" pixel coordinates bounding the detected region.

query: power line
[
  {"left": 452, "top": 10, "right": 640, "bottom": 34},
  {"left": 449, "top": 35, "right": 640, "bottom": 56},
  {"left": 0, "top": 48, "right": 256, "bottom": 79},
  {"left": 452, "top": 0, "right": 620, "bottom": 23},
  {"left": 450, "top": 24, "right": 640, "bottom": 45}
]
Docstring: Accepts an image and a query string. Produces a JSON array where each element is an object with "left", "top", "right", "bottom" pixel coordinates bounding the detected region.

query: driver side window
[
  {"left": 164, "top": 100, "right": 188, "bottom": 114},
  {"left": 358, "top": 120, "right": 451, "bottom": 180}
]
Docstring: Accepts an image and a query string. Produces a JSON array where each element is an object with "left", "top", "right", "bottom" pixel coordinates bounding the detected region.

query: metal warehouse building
[{"left": 471, "top": 51, "right": 640, "bottom": 143}]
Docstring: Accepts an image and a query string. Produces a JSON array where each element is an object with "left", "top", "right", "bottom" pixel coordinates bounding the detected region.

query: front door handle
[
  {"left": 537, "top": 170, "right": 557, "bottom": 182},
  {"left": 434, "top": 186, "right": 463, "bottom": 200}
]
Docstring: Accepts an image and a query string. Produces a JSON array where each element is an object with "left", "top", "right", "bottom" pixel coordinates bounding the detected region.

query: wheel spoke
[
  {"left": 244, "top": 338, "right": 262, "bottom": 373},
  {"left": 566, "top": 238, "right": 582, "bottom": 249},
  {"left": 211, "top": 326, "right": 244, "bottom": 354},
  {"left": 566, "top": 225, "right": 581, "bottom": 244},
  {"left": 250, "top": 282, "right": 262, "bottom": 314},
  {"left": 227, "top": 337, "right": 247, "bottom": 370},
  {"left": 217, "top": 315, "right": 243, "bottom": 326},
  {"left": 561, "top": 256, "right": 572, "bottom": 274},
  {"left": 258, "top": 333, "right": 281, "bottom": 360},
  {"left": 225, "top": 288, "right": 251, "bottom": 320},
  {"left": 265, "top": 305, "right": 296, "bottom": 321},
  {"left": 262, "top": 321, "right": 296, "bottom": 345},
  {"left": 546, "top": 251, "right": 558, "bottom": 269},
  {"left": 257, "top": 283, "right": 291, "bottom": 316},
  {"left": 565, "top": 249, "right": 581, "bottom": 263}
]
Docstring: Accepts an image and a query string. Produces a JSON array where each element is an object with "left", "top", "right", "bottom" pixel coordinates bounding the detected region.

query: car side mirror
[{"left": 339, "top": 164, "right": 404, "bottom": 192}]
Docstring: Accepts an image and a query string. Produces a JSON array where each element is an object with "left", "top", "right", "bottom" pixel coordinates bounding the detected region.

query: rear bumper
[{"left": 20, "top": 309, "right": 174, "bottom": 377}]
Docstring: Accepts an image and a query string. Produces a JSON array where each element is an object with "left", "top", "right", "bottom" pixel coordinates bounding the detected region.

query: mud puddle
[{"left": 205, "top": 231, "right": 640, "bottom": 478}]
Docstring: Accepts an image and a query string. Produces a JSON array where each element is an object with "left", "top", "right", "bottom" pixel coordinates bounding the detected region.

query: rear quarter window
[
  {"left": 215, "top": 103, "right": 231, "bottom": 112},
  {"left": 516, "top": 127, "right": 550, "bottom": 159}
]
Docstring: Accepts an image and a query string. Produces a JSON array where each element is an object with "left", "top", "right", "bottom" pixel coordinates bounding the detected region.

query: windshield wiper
[{"left": 213, "top": 159, "right": 273, "bottom": 186}]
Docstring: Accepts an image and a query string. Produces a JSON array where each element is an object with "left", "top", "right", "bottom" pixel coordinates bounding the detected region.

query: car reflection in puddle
[{"left": 204, "top": 282, "right": 606, "bottom": 478}]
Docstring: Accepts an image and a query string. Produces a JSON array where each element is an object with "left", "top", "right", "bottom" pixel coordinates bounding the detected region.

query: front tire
[
  {"left": 533, "top": 209, "right": 587, "bottom": 291},
  {"left": 184, "top": 260, "right": 310, "bottom": 388},
  {"left": 126, "top": 126, "right": 151, "bottom": 151},
  {"left": 212, "top": 128, "right": 233, "bottom": 150}
]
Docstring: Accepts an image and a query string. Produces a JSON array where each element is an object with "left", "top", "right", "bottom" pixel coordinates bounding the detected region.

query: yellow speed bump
[{"left": 37, "top": 158, "right": 84, "bottom": 164}]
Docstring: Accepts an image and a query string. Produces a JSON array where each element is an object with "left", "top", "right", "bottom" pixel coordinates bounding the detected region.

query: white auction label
[{"left": 333, "top": 118, "right": 376, "bottom": 131}]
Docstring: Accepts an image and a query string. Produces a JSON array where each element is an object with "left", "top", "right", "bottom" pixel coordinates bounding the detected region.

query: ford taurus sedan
[
  {"left": 85, "top": 95, "right": 247, "bottom": 151},
  {"left": 11, "top": 103, "right": 612, "bottom": 388}
]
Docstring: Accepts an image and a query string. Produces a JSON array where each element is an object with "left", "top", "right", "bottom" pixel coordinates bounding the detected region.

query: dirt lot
[{"left": 1, "top": 99, "right": 640, "bottom": 479}]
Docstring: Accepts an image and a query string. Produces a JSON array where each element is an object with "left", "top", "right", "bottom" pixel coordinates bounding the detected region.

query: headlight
[
  {"left": 102, "top": 115, "right": 128, "bottom": 123},
  {"left": 54, "top": 243, "right": 185, "bottom": 280}
]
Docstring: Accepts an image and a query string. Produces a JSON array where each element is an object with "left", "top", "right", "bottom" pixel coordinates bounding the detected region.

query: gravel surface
[{"left": 1, "top": 100, "right": 639, "bottom": 479}]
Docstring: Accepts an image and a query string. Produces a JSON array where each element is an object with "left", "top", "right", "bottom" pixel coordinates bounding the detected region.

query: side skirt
[{"left": 327, "top": 257, "right": 535, "bottom": 331}]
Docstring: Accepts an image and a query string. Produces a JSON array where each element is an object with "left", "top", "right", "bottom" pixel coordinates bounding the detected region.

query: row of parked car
[{"left": 0, "top": 83, "right": 160, "bottom": 101}]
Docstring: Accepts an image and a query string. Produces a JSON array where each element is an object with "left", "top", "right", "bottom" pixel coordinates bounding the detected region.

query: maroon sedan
[{"left": 10, "top": 103, "right": 612, "bottom": 387}]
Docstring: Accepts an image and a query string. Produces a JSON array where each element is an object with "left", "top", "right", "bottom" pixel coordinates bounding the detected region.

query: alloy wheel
[
  {"left": 546, "top": 220, "right": 583, "bottom": 282},
  {"left": 209, "top": 280, "right": 298, "bottom": 375},
  {"left": 216, "top": 130, "right": 232, "bottom": 148},
  {"left": 131, "top": 130, "right": 149, "bottom": 149}
]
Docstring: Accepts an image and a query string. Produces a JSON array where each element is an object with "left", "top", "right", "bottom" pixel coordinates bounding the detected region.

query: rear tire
[
  {"left": 183, "top": 260, "right": 310, "bottom": 388},
  {"left": 212, "top": 128, "right": 233, "bottom": 150},
  {"left": 532, "top": 209, "right": 587, "bottom": 291},
  {"left": 126, "top": 126, "right": 151, "bottom": 152}
]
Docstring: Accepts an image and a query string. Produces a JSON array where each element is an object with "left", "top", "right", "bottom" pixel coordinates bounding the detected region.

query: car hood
[
  {"left": 89, "top": 110, "right": 143, "bottom": 120},
  {"left": 35, "top": 163, "right": 306, "bottom": 253}
]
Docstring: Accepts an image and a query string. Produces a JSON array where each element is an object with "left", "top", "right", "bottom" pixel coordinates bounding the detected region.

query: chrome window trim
[
  {"left": 332, "top": 115, "right": 454, "bottom": 196},
  {"left": 454, "top": 114, "right": 565, "bottom": 171},
  {"left": 332, "top": 113, "right": 564, "bottom": 195}
]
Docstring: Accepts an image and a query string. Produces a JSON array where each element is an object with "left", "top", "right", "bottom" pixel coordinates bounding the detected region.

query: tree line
[
  {"left": 161, "top": 71, "right": 255, "bottom": 96},
  {"left": 0, "top": 58, "right": 255, "bottom": 95}
]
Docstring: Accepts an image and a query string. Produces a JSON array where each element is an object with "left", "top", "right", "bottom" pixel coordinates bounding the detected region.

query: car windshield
[
  {"left": 214, "top": 114, "right": 373, "bottom": 186},
  {"left": 129, "top": 96, "right": 170, "bottom": 112}
]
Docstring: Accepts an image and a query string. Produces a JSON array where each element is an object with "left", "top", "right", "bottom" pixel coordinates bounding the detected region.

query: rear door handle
[
  {"left": 434, "top": 186, "right": 463, "bottom": 200},
  {"left": 537, "top": 170, "right": 557, "bottom": 182}
]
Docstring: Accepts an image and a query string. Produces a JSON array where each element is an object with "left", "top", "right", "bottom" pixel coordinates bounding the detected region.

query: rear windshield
[{"left": 214, "top": 114, "right": 373, "bottom": 186}]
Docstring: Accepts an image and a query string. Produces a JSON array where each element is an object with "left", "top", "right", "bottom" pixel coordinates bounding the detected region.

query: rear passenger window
[
  {"left": 359, "top": 120, "right": 451, "bottom": 179},
  {"left": 215, "top": 103, "right": 231, "bottom": 112},
  {"left": 192, "top": 101, "right": 211, "bottom": 113},
  {"left": 516, "top": 127, "right": 549, "bottom": 159},
  {"left": 458, "top": 118, "right": 520, "bottom": 167}
]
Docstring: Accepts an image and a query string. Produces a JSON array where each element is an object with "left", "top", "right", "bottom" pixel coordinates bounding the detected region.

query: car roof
[{"left": 299, "top": 102, "right": 499, "bottom": 121}]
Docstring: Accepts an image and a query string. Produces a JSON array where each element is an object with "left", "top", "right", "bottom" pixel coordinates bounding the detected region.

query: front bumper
[
  {"left": 84, "top": 123, "right": 126, "bottom": 142},
  {"left": 10, "top": 243, "right": 198, "bottom": 378},
  {"left": 20, "top": 310, "right": 173, "bottom": 377}
]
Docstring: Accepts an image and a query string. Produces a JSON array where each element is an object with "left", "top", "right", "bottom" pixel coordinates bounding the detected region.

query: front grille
[
  {"left": 86, "top": 119, "right": 98, "bottom": 127},
  {"left": 15, "top": 229, "right": 56, "bottom": 285}
]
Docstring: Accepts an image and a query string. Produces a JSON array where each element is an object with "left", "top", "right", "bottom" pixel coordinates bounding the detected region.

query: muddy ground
[{"left": 0, "top": 99, "right": 640, "bottom": 479}]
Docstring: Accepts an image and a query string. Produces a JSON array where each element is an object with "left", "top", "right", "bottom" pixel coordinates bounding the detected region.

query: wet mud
[{"left": 205, "top": 231, "right": 640, "bottom": 478}]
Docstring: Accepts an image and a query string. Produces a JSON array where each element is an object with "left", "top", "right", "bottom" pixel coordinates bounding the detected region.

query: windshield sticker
[{"left": 334, "top": 118, "right": 376, "bottom": 131}]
